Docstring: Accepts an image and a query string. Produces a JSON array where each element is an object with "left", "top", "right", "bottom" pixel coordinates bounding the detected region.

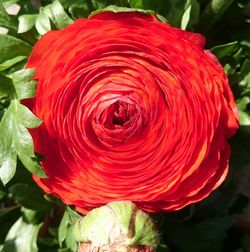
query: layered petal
[{"left": 27, "top": 12, "right": 239, "bottom": 214}]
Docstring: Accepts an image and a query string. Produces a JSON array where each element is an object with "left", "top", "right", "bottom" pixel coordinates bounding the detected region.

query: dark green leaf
[
  {"left": 4, "top": 216, "right": 42, "bottom": 252},
  {"left": 211, "top": 41, "right": 239, "bottom": 59},
  {"left": 9, "top": 183, "right": 51, "bottom": 211},
  {"left": 129, "top": 0, "right": 193, "bottom": 27},
  {"left": 0, "top": 34, "right": 32, "bottom": 65},
  {"left": 0, "top": 73, "right": 16, "bottom": 99},
  {"left": 0, "top": 1, "right": 17, "bottom": 30},
  {"left": 163, "top": 217, "right": 232, "bottom": 252},
  {"left": 0, "top": 205, "right": 19, "bottom": 218}
]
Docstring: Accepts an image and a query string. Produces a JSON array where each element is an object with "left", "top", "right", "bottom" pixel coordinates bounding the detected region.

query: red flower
[{"left": 26, "top": 11, "right": 239, "bottom": 214}]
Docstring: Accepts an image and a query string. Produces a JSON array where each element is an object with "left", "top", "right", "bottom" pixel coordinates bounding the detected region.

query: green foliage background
[{"left": 0, "top": 0, "right": 249, "bottom": 251}]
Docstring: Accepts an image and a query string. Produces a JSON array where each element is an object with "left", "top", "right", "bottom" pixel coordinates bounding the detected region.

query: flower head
[{"left": 26, "top": 11, "right": 239, "bottom": 214}]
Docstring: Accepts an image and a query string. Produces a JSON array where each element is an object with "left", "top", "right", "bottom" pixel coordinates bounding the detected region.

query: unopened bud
[{"left": 74, "top": 201, "right": 159, "bottom": 252}]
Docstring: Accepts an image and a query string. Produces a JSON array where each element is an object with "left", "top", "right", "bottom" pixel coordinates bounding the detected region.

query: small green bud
[{"left": 74, "top": 201, "right": 159, "bottom": 252}]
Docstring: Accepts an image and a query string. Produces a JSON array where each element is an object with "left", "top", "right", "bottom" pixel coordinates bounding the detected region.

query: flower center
[{"left": 112, "top": 100, "right": 130, "bottom": 126}]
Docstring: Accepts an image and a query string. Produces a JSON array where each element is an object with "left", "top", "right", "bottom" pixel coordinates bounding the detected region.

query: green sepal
[{"left": 89, "top": 5, "right": 168, "bottom": 23}]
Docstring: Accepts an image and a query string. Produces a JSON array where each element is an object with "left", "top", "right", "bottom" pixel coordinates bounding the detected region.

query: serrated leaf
[
  {"left": 211, "top": 41, "right": 239, "bottom": 59},
  {"left": 3, "top": 217, "right": 42, "bottom": 252},
  {"left": 11, "top": 68, "right": 37, "bottom": 100},
  {"left": 9, "top": 183, "right": 51, "bottom": 211},
  {"left": 0, "top": 55, "right": 27, "bottom": 71},
  {"left": 0, "top": 100, "right": 46, "bottom": 185},
  {"left": 15, "top": 103, "right": 41, "bottom": 128},
  {"left": 35, "top": 9, "right": 51, "bottom": 35},
  {"left": 0, "top": 34, "right": 32, "bottom": 65},
  {"left": 18, "top": 14, "right": 38, "bottom": 33},
  {"left": 43, "top": 0, "right": 73, "bottom": 29}
]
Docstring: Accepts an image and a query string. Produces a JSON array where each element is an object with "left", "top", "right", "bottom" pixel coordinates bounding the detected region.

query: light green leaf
[
  {"left": 44, "top": 0, "right": 73, "bottom": 30},
  {"left": 35, "top": 9, "right": 51, "bottom": 35},
  {"left": 18, "top": 14, "right": 38, "bottom": 33},
  {"left": 181, "top": 4, "right": 191, "bottom": 30},
  {"left": 237, "top": 96, "right": 250, "bottom": 111},
  {"left": 0, "top": 34, "right": 32, "bottom": 64},
  {"left": 0, "top": 56, "right": 27, "bottom": 71},
  {"left": 59, "top": 207, "right": 81, "bottom": 249},
  {"left": 58, "top": 210, "right": 70, "bottom": 247},
  {"left": 11, "top": 68, "right": 37, "bottom": 100},
  {"left": 0, "top": 100, "right": 46, "bottom": 185},
  {"left": 239, "top": 111, "right": 250, "bottom": 126},
  {"left": 4, "top": 217, "right": 42, "bottom": 252}
]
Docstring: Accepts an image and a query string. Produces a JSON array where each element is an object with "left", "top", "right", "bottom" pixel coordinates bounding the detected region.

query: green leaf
[
  {"left": 43, "top": 0, "right": 74, "bottom": 30},
  {"left": 0, "top": 1, "right": 16, "bottom": 30},
  {"left": 4, "top": 216, "right": 42, "bottom": 252},
  {"left": 237, "top": 96, "right": 250, "bottom": 111},
  {"left": 0, "top": 73, "right": 16, "bottom": 99},
  {"left": 128, "top": 0, "right": 197, "bottom": 28},
  {"left": 9, "top": 183, "right": 51, "bottom": 211},
  {"left": 11, "top": 68, "right": 37, "bottom": 100},
  {"left": 35, "top": 9, "right": 51, "bottom": 35},
  {"left": 0, "top": 205, "right": 19, "bottom": 218},
  {"left": 163, "top": 217, "right": 232, "bottom": 252},
  {"left": 18, "top": 14, "right": 38, "bottom": 33},
  {"left": 241, "top": 235, "right": 250, "bottom": 252},
  {"left": 211, "top": 41, "right": 239, "bottom": 59},
  {"left": 239, "top": 111, "right": 250, "bottom": 126},
  {"left": 181, "top": 4, "right": 191, "bottom": 30},
  {"left": 0, "top": 100, "right": 45, "bottom": 185},
  {"left": 0, "top": 34, "right": 32, "bottom": 65},
  {"left": 58, "top": 210, "right": 70, "bottom": 247},
  {"left": 58, "top": 207, "right": 81, "bottom": 247},
  {"left": 0, "top": 56, "right": 27, "bottom": 71}
]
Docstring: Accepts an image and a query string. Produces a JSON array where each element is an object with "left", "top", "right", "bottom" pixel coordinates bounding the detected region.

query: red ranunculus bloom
[{"left": 26, "top": 11, "right": 239, "bottom": 214}]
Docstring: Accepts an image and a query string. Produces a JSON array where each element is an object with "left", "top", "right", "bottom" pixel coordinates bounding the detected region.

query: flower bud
[{"left": 74, "top": 201, "right": 159, "bottom": 252}]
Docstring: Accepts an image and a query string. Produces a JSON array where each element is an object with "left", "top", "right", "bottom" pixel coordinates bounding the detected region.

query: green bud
[{"left": 74, "top": 201, "right": 159, "bottom": 252}]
